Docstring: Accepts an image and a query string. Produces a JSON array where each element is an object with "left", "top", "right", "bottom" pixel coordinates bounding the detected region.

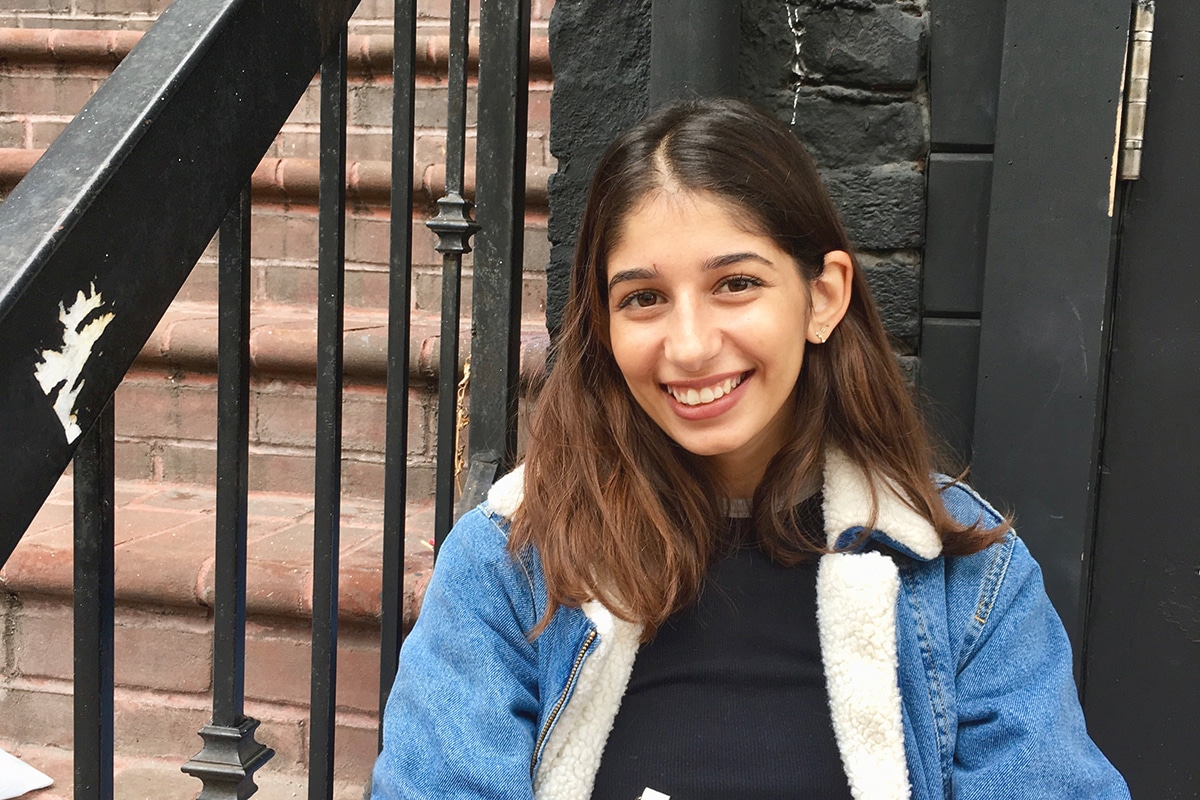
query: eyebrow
[{"left": 606, "top": 252, "right": 774, "bottom": 292}]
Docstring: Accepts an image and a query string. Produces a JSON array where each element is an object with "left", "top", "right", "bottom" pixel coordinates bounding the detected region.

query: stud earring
[{"left": 815, "top": 324, "right": 829, "bottom": 344}]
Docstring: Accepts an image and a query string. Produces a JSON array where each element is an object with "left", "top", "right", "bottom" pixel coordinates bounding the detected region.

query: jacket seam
[
  {"left": 959, "top": 533, "right": 1016, "bottom": 670},
  {"left": 901, "top": 564, "right": 954, "bottom": 794}
]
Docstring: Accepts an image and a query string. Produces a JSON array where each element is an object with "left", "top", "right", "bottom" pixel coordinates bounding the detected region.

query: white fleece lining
[
  {"left": 486, "top": 463, "right": 526, "bottom": 517},
  {"left": 533, "top": 601, "right": 643, "bottom": 800},
  {"left": 823, "top": 448, "right": 942, "bottom": 559},
  {"left": 817, "top": 552, "right": 911, "bottom": 800}
]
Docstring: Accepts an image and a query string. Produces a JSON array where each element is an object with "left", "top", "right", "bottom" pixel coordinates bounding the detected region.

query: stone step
[{"left": 1, "top": 473, "right": 435, "bottom": 796}]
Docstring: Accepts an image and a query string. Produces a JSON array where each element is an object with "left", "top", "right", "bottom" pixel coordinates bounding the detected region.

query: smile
[{"left": 664, "top": 373, "right": 746, "bottom": 407}]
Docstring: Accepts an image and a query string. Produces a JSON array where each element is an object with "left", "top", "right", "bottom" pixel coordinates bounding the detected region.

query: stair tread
[
  {"left": 137, "top": 301, "right": 550, "bottom": 382},
  {"left": 2, "top": 472, "right": 435, "bottom": 625}
]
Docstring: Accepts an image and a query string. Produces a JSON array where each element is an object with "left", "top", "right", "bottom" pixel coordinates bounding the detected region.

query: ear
[{"left": 806, "top": 250, "right": 854, "bottom": 344}]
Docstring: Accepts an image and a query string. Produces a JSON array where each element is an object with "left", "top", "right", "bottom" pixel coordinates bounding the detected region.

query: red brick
[
  {"left": 158, "top": 440, "right": 216, "bottom": 485},
  {"left": 13, "top": 599, "right": 213, "bottom": 691},
  {"left": 0, "top": 682, "right": 74, "bottom": 748},
  {"left": 112, "top": 690, "right": 211, "bottom": 759},
  {"left": 174, "top": 259, "right": 218, "bottom": 303},
  {"left": 0, "top": 117, "right": 25, "bottom": 147},
  {"left": 251, "top": 208, "right": 319, "bottom": 262},
  {"left": 112, "top": 436, "right": 157, "bottom": 482},
  {"left": 7, "top": 597, "right": 71, "bottom": 680},
  {"left": 113, "top": 607, "right": 212, "bottom": 693},
  {"left": 0, "top": 72, "right": 98, "bottom": 117},
  {"left": 29, "top": 118, "right": 66, "bottom": 148},
  {"left": 333, "top": 715, "right": 380, "bottom": 785},
  {"left": 243, "top": 621, "right": 381, "bottom": 715},
  {"left": 344, "top": 266, "right": 391, "bottom": 310},
  {"left": 260, "top": 262, "right": 318, "bottom": 306},
  {"left": 347, "top": 212, "right": 391, "bottom": 266}
]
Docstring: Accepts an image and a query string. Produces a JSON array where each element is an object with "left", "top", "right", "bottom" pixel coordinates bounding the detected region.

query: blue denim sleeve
[
  {"left": 950, "top": 535, "right": 1130, "bottom": 799},
  {"left": 371, "top": 508, "right": 540, "bottom": 800}
]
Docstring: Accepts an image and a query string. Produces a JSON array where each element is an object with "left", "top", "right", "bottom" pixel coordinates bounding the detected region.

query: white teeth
[{"left": 668, "top": 374, "right": 744, "bottom": 406}]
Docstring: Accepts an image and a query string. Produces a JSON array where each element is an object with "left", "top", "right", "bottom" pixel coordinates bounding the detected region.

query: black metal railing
[{"left": 0, "top": 0, "right": 533, "bottom": 795}]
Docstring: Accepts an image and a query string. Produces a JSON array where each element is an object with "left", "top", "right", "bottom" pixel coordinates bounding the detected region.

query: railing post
[
  {"left": 379, "top": 0, "right": 419, "bottom": 742},
  {"left": 181, "top": 187, "right": 273, "bottom": 800},
  {"left": 456, "top": 0, "right": 532, "bottom": 515},
  {"left": 309, "top": 24, "right": 349, "bottom": 800},
  {"left": 74, "top": 399, "right": 115, "bottom": 800},
  {"left": 427, "top": 0, "right": 480, "bottom": 555}
]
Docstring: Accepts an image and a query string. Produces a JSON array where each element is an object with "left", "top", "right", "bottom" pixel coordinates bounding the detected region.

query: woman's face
[{"left": 605, "top": 190, "right": 812, "bottom": 496}]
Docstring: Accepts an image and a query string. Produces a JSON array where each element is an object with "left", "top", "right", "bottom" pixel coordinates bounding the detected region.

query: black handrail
[{"left": 0, "top": 0, "right": 359, "bottom": 560}]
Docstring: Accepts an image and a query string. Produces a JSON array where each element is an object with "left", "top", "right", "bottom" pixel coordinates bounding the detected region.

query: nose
[{"left": 663, "top": 298, "right": 721, "bottom": 372}]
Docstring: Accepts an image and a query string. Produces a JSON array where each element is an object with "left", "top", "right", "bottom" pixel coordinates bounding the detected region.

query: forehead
[{"left": 607, "top": 190, "right": 770, "bottom": 262}]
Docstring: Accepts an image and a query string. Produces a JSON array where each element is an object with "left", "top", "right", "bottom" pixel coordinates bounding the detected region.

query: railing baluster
[
  {"left": 182, "top": 187, "right": 273, "bottom": 799},
  {"left": 379, "top": 0, "right": 419, "bottom": 741},
  {"left": 74, "top": 399, "right": 114, "bottom": 800},
  {"left": 428, "top": 0, "right": 480, "bottom": 554},
  {"left": 310, "top": 25, "right": 348, "bottom": 800},
  {"left": 458, "top": 0, "right": 532, "bottom": 513}
]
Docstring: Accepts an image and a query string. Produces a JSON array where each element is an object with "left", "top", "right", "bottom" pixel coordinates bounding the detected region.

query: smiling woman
[
  {"left": 372, "top": 99, "right": 1130, "bottom": 800},
  {"left": 605, "top": 190, "right": 850, "bottom": 497}
]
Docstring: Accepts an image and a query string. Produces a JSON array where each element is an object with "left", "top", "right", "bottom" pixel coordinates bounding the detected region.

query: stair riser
[
  {"left": 1, "top": 596, "right": 380, "bottom": 785},
  {"left": 174, "top": 209, "right": 550, "bottom": 316}
]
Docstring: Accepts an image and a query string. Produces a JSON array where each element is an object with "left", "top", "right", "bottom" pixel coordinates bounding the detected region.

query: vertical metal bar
[
  {"left": 427, "top": 0, "right": 479, "bottom": 553},
  {"left": 379, "top": 0, "right": 418, "bottom": 743},
  {"left": 74, "top": 400, "right": 114, "bottom": 800},
  {"left": 182, "top": 188, "right": 273, "bottom": 800},
  {"left": 309, "top": 27, "right": 348, "bottom": 800},
  {"left": 214, "top": 187, "right": 252, "bottom": 728},
  {"left": 458, "top": 0, "right": 532, "bottom": 514}
]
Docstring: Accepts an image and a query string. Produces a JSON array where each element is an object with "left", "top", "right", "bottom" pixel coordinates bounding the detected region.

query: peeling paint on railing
[{"left": 32, "top": 283, "right": 114, "bottom": 444}]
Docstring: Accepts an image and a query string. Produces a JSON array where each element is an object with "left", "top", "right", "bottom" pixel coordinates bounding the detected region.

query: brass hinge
[{"left": 1119, "top": 0, "right": 1155, "bottom": 180}]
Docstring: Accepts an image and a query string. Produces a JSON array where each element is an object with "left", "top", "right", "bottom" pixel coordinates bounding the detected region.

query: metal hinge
[{"left": 1118, "top": 0, "right": 1155, "bottom": 180}]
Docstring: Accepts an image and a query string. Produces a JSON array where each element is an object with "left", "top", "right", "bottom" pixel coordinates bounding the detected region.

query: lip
[{"left": 662, "top": 371, "right": 752, "bottom": 421}]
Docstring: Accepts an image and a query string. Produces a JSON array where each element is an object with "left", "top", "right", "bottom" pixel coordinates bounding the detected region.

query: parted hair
[{"left": 510, "top": 98, "right": 1004, "bottom": 637}]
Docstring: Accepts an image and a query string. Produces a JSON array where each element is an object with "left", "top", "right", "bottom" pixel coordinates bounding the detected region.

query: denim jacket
[{"left": 372, "top": 451, "right": 1129, "bottom": 800}]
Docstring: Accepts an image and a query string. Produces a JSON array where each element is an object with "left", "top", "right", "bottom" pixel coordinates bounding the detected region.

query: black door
[
  {"left": 1082, "top": 3, "right": 1200, "bottom": 795},
  {"left": 925, "top": 2, "right": 1200, "bottom": 795}
]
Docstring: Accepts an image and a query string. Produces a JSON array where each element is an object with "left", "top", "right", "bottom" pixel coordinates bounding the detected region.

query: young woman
[{"left": 372, "top": 98, "right": 1129, "bottom": 800}]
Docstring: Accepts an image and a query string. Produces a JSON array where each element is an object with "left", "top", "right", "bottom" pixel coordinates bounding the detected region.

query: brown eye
[
  {"left": 619, "top": 290, "right": 660, "bottom": 309},
  {"left": 720, "top": 275, "right": 763, "bottom": 293}
]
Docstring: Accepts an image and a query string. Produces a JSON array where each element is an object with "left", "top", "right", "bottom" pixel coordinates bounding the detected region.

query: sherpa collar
[
  {"left": 487, "top": 448, "right": 943, "bottom": 561},
  {"left": 485, "top": 451, "right": 930, "bottom": 800}
]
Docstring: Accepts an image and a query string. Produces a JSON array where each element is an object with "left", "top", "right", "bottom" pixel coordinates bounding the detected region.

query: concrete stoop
[{"left": 0, "top": 474, "right": 436, "bottom": 797}]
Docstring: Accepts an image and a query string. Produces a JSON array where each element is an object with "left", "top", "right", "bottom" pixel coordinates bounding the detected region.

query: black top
[{"left": 591, "top": 495, "right": 852, "bottom": 800}]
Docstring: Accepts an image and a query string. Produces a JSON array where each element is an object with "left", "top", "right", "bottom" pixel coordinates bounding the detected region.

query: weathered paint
[{"left": 33, "top": 283, "right": 114, "bottom": 444}]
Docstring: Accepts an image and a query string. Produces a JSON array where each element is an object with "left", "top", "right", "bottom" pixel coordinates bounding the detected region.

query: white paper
[{"left": 0, "top": 748, "right": 53, "bottom": 800}]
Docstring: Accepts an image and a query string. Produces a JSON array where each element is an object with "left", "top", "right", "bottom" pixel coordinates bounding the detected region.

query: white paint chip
[
  {"left": 33, "top": 282, "right": 114, "bottom": 444},
  {"left": 640, "top": 789, "right": 670, "bottom": 800}
]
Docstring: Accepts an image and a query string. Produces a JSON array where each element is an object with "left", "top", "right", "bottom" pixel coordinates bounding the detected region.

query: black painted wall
[{"left": 546, "top": 1, "right": 929, "bottom": 371}]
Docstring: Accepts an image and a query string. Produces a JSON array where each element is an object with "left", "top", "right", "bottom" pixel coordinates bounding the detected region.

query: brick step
[
  {"left": 1, "top": 474, "right": 435, "bottom": 796},
  {"left": 0, "top": 25, "right": 554, "bottom": 167},
  {"left": 115, "top": 301, "right": 547, "bottom": 501},
  {"left": 0, "top": 147, "right": 553, "bottom": 318}
]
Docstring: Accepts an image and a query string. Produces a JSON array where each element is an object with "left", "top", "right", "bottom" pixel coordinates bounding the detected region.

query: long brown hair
[{"left": 511, "top": 98, "right": 1004, "bottom": 636}]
